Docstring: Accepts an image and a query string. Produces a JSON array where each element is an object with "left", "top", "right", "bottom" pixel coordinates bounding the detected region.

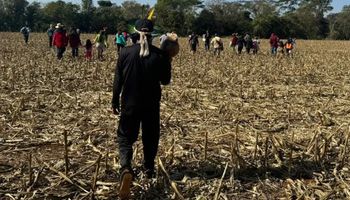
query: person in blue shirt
[{"left": 115, "top": 30, "right": 126, "bottom": 53}]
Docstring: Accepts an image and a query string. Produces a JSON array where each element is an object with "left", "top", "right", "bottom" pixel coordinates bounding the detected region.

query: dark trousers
[
  {"left": 205, "top": 42, "right": 210, "bottom": 51},
  {"left": 56, "top": 47, "right": 66, "bottom": 59},
  {"left": 117, "top": 44, "right": 125, "bottom": 53},
  {"left": 238, "top": 45, "right": 243, "bottom": 54},
  {"left": 24, "top": 35, "right": 29, "bottom": 44},
  {"left": 117, "top": 105, "right": 160, "bottom": 171},
  {"left": 71, "top": 48, "right": 78, "bottom": 57},
  {"left": 49, "top": 36, "right": 53, "bottom": 47}
]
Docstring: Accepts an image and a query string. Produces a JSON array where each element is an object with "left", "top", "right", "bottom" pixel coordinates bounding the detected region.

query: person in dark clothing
[
  {"left": 68, "top": 27, "right": 82, "bottom": 57},
  {"left": 189, "top": 32, "right": 199, "bottom": 53},
  {"left": 20, "top": 25, "right": 30, "bottom": 44},
  {"left": 130, "top": 32, "right": 139, "bottom": 44},
  {"left": 204, "top": 30, "right": 211, "bottom": 51},
  {"left": 112, "top": 18, "right": 172, "bottom": 199},
  {"left": 47, "top": 24, "right": 55, "bottom": 47},
  {"left": 237, "top": 34, "right": 245, "bottom": 54},
  {"left": 244, "top": 33, "right": 253, "bottom": 54}
]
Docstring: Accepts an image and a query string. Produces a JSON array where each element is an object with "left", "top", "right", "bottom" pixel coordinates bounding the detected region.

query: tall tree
[
  {"left": 81, "top": 0, "right": 93, "bottom": 12},
  {"left": 25, "top": 2, "right": 42, "bottom": 31},
  {"left": 97, "top": 0, "right": 113, "bottom": 7},
  {"left": 155, "top": 0, "right": 202, "bottom": 35},
  {"left": 328, "top": 6, "right": 350, "bottom": 39},
  {"left": 121, "top": 1, "right": 149, "bottom": 22},
  {"left": 207, "top": 0, "right": 252, "bottom": 35},
  {"left": 2, "top": 0, "right": 29, "bottom": 30}
]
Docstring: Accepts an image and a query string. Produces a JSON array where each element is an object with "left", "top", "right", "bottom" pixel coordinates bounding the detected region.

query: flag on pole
[{"left": 147, "top": 7, "right": 155, "bottom": 21}]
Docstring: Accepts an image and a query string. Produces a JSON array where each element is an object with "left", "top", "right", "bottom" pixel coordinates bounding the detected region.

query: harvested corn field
[{"left": 1, "top": 32, "right": 350, "bottom": 199}]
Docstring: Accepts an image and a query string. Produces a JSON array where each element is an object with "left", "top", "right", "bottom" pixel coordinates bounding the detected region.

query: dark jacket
[
  {"left": 112, "top": 44, "right": 171, "bottom": 109},
  {"left": 68, "top": 33, "right": 81, "bottom": 48}
]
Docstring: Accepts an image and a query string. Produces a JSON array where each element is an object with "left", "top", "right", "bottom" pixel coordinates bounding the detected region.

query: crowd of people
[
  {"left": 20, "top": 23, "right": 296, "bottom": 61},
  {"left": 19, "top": 23, "right": 132, "bottom": 61},
  {"left": 187, "top": 31, "right": 296, "bottom": 57}
]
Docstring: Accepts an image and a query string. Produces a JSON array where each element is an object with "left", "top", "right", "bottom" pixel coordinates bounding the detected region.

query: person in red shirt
[
  {"left": 52, "top": 23, "right": 68, "bottom": 60},
  {"left": 230, "top": 33, "right": 238, "bottom": 52},
  {"left": 269, "top": 33, "right": 279, "bottom": 55},
  {"left": 68, "top": 27, "right": 82, "bottom": 58}
]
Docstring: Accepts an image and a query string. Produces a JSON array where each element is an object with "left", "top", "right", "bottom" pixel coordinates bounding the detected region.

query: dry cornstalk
[
  {"left": 214, "top": 162, "right": 228, "bottom": 200},
  {"left": 28, "top": 152, "right": 33, "bottom": 185},
  {"left": 264, "top": 136, "right": 269, "bottom": 168},
  {"left": 253, "top": 131, "right": 259, "bottom": 161},
  {"left": 204, "top": 131, "right": 208, "bottom": 161},
  {"left": 341, "top": 126, "right": 350, "bottom": 167},
  {"left": 64, "top": 131, "right": 69, "bottom": 175},
  {"left": 158, "top": 158, "right": 185, "bottom": 200},
  {"left": 91, "top": 155, "right": 102, "bottom": 193},
  {"left": 36, "top": 157, "right": 89, "bottom": 193},
  {"left": 288, "top": 131, "right": 295, "bottom": 174}
]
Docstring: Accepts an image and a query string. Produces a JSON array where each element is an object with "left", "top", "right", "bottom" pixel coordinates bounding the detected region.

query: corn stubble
[{"left": 1, "top": 32, "right": 350, "bottom": 199}]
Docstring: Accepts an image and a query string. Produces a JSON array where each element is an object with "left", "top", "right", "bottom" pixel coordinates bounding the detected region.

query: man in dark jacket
[
  {"left": 68, "top": 27, "right": 81, "bottom": 57},
  {"left": 112, "top": 19, "right": 172, "bottom": 199}
]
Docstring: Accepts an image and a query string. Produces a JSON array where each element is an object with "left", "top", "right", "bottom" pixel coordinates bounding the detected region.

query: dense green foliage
[{"left": 0, "top": 0, "right": 349, "bottom": 39}]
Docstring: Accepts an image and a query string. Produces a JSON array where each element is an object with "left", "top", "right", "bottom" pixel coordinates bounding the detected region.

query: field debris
[{"left": 1, "top": 33, "right": 350, "bottom": 199}]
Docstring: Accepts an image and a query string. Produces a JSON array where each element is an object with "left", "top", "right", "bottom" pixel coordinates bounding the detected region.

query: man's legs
[
  {"left": 49, "top": 36, "right": 53, "bottom": 47},
  {"left": 141, "top": 105, "right": 160, "bottom": 176},
  {"left": 117, "top": 106, "right": 140, "bottom": 199},
  {"left": 24, "top": 35, "right": 29, "bottom": 44},
  {"left": 72, "top": 48, "right": 78, "bottom": 57},
  {"left": 117, "top": 107, "right": 140, "bottom": 171}
]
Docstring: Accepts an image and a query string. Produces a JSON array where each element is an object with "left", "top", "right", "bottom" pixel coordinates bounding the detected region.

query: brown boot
[{"left": 119, "top": 169, "right": 133, "bottom": 199}]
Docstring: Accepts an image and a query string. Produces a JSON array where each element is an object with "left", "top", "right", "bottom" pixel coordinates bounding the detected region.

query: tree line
[{"left": 0, "top": 0, "right": 349, "bottom": 39}]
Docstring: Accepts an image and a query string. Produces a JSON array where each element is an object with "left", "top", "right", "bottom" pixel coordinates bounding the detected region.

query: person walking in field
[
  {"left": 68, "top": 27, "right": 82, "bottom": 58},
  {"left": 94, "top": 29, "right": 108, "bottom": 60},
  {"left": 211, "top": 34, "right": 223, "bottom": 56},
  {"left": 204, "top": 30, "right": 211, "bottom": 51},
  {"left": 230, "top": 33, "right": 238, "bottom": 52},
  {"left": 189, "top": 32, "right": 199, "bottom": 54},
  {"left": 20, "top": 25, "right": 30, "bottom": 44},
  {"left": 252, "top": 37, "right": 260, "bottom": 54},
  {"left": 84, "top": 39, "right": 93, "bottom": 60},
  {"left": 277, "top": 40, "right": 285, "bottom": 56},
  {"left": 236, "top": 34, "right": 245, "bottom": 54},
  {"left": 47, "top": 24, "right": 55, "bottom": 47},
  {"left": 285, "top": 38, "right": 294, "bottom": 56},
  {"left": 244, "top": 33, "right": 253, "bottom": 54},
  {"left": 116, "top": 30, "right": 126, "bottom": 53},
  {"left": 52, "top": 23, "right": 68, "bottom": 60},
  {"left": 111, "top": 18, "right": 172, "bottom": 199},
  {"left": 270, "top": 33, "right": 279, "bottom": 55}
]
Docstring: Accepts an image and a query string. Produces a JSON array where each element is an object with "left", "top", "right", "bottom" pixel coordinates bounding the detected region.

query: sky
[{"left": 27, "top": 0, "right": 350, "bottom": 13}]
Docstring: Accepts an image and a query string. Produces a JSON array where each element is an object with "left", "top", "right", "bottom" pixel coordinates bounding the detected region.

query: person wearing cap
[
  {"left": 47, "top": 24, "right": 55, "bottom": 47},
  {"left": 112, "top": 18, "right": 172, "bottom": 199},
  {"left": 20, "top": 25, "right": 30, "bottom": 44},
  {"left": 52, "top": 23, "right": 68, "bottom": 59}
]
